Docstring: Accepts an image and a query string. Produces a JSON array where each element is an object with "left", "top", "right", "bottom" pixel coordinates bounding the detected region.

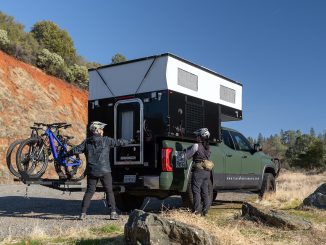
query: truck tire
[
  {"left": 259, "top": 173, "right": 276, "bottom": 198},
  {"left": 181, "top": 173, "right": 213, "bottom": 210},
  {"left": 212, "top": 191, "right": 218, "bottom": 202},
  {"left": 115, "top": 193, "right": 145, "bottom": 212}
]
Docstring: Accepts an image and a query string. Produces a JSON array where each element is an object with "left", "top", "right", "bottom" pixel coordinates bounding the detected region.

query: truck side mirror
[{"left": 254, "top": 143, "right": 262, "bottom": 152}]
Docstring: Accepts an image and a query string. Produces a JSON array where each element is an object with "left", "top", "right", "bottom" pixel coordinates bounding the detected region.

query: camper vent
[
  {"left": 185, "top": 102, "right": 204, "bottom": 134},
  {"left": 220, "top": 85, "right": 236, "bottom": 104},
  {"left": 178, "top": 68, "right": 198, "bottom": 91}
]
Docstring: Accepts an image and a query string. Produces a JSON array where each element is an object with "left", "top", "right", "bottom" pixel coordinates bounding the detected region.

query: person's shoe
[
  {"left": 110, "top": 211, "right": 119, "bottom": 220},
  {"left": 79, "top": 213, "right": 86, "bottom": 220},
  {"left": 193, "top": 211, "right": 201, "bottom": 216}
]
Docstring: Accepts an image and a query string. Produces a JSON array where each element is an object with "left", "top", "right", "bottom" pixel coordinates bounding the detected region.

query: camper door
[{"left": 114, "top": 98, "right": 143, "bottom": 165}]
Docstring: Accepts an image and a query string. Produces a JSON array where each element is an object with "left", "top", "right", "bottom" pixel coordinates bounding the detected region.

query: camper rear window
[{"left": 178, "top": 68, "right": 198, "bottom": 91}]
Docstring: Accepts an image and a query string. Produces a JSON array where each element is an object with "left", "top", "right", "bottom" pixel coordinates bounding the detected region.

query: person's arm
[
  {"left": 66, "top": 140, "right": 86, "bottom": 156},
  {"left": 184, "top": 143, "right": 199, "bottom": 159},
  {"left": 106, "top": 137, "right": 130, "bottom": 147}
]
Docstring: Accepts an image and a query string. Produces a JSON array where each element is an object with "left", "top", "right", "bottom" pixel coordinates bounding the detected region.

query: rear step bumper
[{"left": 113, "top": 175, "right": 160, "bottom": 190}]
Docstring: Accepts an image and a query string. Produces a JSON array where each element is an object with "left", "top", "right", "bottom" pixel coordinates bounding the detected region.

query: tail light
[{"left": 161, "top": 148, "right": 173, "bottom": 172}]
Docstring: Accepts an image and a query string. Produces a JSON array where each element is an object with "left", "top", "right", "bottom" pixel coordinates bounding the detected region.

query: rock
[
  {"left": 303, "top": 183, "right": 326, "bottom": 209},
  {"left": 124, "top": 209, "right": 218, "bottom": 245},
  {"left": 242, "top": 203, "right": 312, "bottom": 230}
]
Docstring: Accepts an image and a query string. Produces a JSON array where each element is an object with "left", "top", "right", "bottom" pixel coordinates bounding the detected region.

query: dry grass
[
  {"left": 259, "top": 170, "right": 326, "bottom": 209},
  {"left": 164, "top": 170, "right": 326, "bottom": 245},
  {"left": 2, "top": 223, "right": 123, "bottom": 245}
]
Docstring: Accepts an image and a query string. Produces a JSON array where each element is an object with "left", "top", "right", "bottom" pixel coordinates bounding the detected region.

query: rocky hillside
[{"left": 0, "top": 51, "right": 88, "bottom": 183}]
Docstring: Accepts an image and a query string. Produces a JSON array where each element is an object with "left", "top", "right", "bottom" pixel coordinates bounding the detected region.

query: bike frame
[{"left": 45, "top": 128, "right": 80, "bottom": 167}]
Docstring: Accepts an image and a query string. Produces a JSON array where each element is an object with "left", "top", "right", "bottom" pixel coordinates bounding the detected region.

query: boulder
[
  {"left": 242, "top": 203, "right": 312, "bottom": 230},
  {"left": 303, "top": 183, "right": 326, "bottom": 209},
  {"left": 124, "top": 209, "right": 218, "bottom": 245}
]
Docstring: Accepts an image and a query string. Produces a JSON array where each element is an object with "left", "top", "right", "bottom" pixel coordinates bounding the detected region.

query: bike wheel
[
  {"left": 70, "top": 153, "right": 87, "bottom": 181},
  {"left": 6, "top": 140, "right": 23, "bottom": 178},
  {"left": 16, "top": 138, "right": 48, "bottom": 179},
  {"left": 55, "top": 144, "right": 86, "bottom": 181}
]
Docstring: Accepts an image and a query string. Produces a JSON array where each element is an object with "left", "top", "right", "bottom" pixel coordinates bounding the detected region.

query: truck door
[
  {"left": 114, "top": 98, "right": 143, "bottom": 165},
  {"left": 221, "top": 129, "right": 243, "bottom": 189},
  {"left": 229, "top": 131, "right": 261, "bottom": 189}
]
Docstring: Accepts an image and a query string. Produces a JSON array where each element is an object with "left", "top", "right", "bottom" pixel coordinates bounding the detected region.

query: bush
[
  {"left": 66, "top": 64, "right": 88, "bottom": 88},
  {"left": 37, "top": 48, "right": 66, "bottom": 78},
  {"left": 0, "top": 29, "right": 10, "bottom": 49}
]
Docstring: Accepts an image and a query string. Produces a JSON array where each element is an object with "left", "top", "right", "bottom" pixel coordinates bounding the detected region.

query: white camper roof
[{"left": 88, "top": 53, "right": 242, "bottom": 111}]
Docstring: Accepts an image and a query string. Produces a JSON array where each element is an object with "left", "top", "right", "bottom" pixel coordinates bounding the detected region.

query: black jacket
[
  {"left": 69, "top": 135, "right": 128, "bottom": 177},
  {"left": 193, "top": 143, "right": 211, "bottom": 163}
]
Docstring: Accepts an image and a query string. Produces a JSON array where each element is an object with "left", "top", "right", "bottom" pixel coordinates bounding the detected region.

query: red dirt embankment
[{"left": 0, "top": 51, "right": 88, "bottom": 183}]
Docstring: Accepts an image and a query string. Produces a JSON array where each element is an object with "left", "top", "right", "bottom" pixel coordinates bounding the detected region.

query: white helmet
[
  {"left": 89, "top": 121, "right": 107, "bottom": 133},
  {"left": 193, "top": 128, "right": 210, "bottom": 139}
]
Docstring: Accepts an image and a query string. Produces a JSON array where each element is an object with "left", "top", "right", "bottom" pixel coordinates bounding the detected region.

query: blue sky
[{"left": 0, "top": 0, "right": 325, "bottom": 138}]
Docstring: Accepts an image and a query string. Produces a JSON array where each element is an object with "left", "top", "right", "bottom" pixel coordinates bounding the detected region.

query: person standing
[
  {"left": 185, "top": 128, "right": 211, "bottom": 216},
  {"left": 66, "top": 121, "right": 130, "bottom": 220}
]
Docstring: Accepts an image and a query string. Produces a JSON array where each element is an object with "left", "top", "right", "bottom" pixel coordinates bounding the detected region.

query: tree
[
  {"left": 0, "top": 12, "right": 39, "bottom": 64},
  {"left": 111, "top": 53, "right": 126, "bottom": 64},
  {"left": 31, "top": 21, "right": 77, "bottom": 65},
  {"left": 247, "top": 136, "right": 255, "bottom": 146},
  {"left": 292, "top": 139, "right": 325, "bottom": 169},
  {"left": 263, "top": 134, "right": 287, "bottom": 161},
  {"left": 257, "top": 133, "right": 265, "bottom": 144},
  {"left": 310, "top": 127, "right": 316, "bottom": 137}
]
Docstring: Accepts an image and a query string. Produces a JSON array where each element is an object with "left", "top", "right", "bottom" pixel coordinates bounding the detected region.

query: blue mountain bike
[{"left": 16, "top": 123, "right": 86, "bottom": 180}]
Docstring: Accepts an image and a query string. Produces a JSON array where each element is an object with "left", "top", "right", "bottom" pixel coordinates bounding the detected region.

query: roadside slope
[{"left": 0, "top": 51, "right": 88, "bottom": 183}]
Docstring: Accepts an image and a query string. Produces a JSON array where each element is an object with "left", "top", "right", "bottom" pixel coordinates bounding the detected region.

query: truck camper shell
[{"left": 88, "top": 53, "right": 242, "bottom": 166}]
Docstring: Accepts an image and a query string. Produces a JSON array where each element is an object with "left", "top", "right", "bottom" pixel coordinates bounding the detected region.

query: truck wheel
[
  {"left": 212, "top": 191, "right": 218, "bottom": 202},
  {"left": 115, "top": 193, "right": 145, "bottom": 212},
  {"left": 181, "top": 173, "right": 213, "bottom": 209},
  {"left": 259, "top": 173, "right": 276, "bottom": 198}
]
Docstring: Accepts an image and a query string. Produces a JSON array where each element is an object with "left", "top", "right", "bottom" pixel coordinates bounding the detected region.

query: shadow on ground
[
  {"left": 0, "top": 192, "right": 254, "bottom": 219},
  {"left": 0, "top": 196, "right": 109, "bottom": 219}
]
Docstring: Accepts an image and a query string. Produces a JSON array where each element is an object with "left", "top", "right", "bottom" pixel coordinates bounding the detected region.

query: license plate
[{"left": 124, "top": 175, "right": 136, "bottom": 183}]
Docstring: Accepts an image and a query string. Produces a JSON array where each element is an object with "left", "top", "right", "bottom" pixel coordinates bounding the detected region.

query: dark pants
[
  {"left": 192, "top": 169, "right": 211, "bottom": 214},
  {"left": 81, "top": 172, "right": 116, "bottom": 214}
]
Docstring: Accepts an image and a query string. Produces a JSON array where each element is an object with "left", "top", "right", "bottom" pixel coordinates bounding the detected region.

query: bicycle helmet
[
  {"left": 193, "top": 128, "right": 210, "bottom": 139},
  {"left": 89, "top": 121, "right": 107, "bottom": 133}
]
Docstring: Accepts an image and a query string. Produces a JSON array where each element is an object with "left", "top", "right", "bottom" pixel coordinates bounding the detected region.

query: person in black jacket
[
  {"left": 185, "top": 128, "right": 211, "bottom": 216},
  {"left": 67, "top": 121, "right": 129, "bottom": 220}
]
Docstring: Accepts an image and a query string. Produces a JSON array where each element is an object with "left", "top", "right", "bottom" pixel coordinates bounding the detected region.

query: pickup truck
[
  {"left": 87, "top": 53, "right": 280, "bottom": 211},
  {"left": 111, "top": 127, "right": 280, "bottom": 211}
]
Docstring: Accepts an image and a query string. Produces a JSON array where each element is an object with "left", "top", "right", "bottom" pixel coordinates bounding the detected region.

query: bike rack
[{"left": 14, "top": 173, "right": 124, "bottom": 193}]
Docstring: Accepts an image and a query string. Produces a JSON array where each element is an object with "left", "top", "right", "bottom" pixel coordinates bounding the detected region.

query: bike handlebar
[{"left": 33, "top": 122, "right": 72, "bottom": 129}]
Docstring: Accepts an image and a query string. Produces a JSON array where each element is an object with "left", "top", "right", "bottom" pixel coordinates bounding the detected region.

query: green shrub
[
  {"left": 67, "top": 64, "right": 88, "bottom": 88},
  {"left": 0, "top": 29, "right": 10, "bottom": 49},
  {"left": 37, "top": 48, "right": 66, "bottom": 78}
]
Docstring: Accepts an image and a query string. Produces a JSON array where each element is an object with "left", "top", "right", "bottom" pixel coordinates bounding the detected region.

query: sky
[{"left": 0, "top": 0, "right": 325, "bottom": 138}]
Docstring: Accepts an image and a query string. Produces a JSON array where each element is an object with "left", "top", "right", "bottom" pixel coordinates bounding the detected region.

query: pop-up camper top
[{"left": 88, "top": 53, "right": 242, "bottom": 166}]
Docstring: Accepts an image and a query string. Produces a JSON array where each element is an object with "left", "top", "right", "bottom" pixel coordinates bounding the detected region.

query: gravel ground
[
  {"left": 0, "top": 183, "right": 182, "bottom": 240},
  {"left": 0, "top": 182, "right": 255, "bottom": 241}
]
